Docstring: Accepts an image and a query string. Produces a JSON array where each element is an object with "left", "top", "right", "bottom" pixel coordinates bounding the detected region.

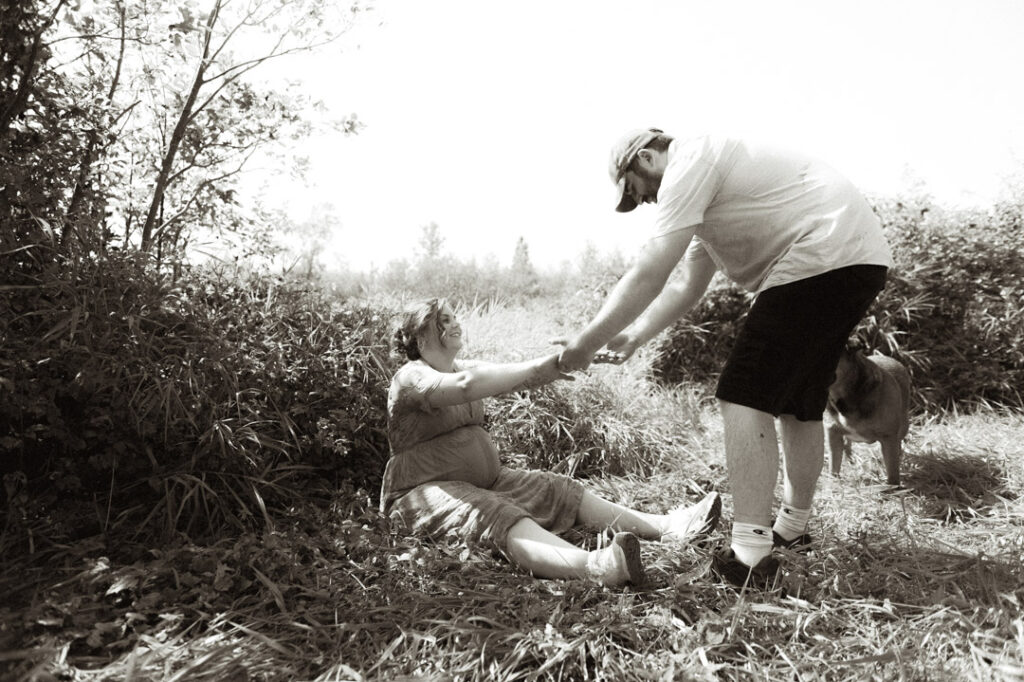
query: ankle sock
[
  {"left": 773, "top": 504, "right": 811, "bottom": 541},
  {"left": 730, "top": 522, "right": 773, "bottom": 566}
]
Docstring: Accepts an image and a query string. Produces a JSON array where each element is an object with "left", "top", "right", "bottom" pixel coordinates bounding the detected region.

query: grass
[
  {"left": 3, "top": 299, "right": 1023, "bottom": 681},
  {"left": 2, "top": 408, "right": 1022, "bottom": 681}
]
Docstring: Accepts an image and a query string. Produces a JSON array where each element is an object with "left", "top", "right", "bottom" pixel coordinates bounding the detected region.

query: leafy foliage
[
  {"left": 1, "top": 0, "right": 100, "bottom": 257},
  {"left": 487, "top": 375, "right": 699, "bottom": 479},
  {"left": 1, "top": 253, "right": 396, "bottom": 540},
  {"left": 859, "top": 196, "right": 1024, "bottom": 409},
  {"left": 651, "top": 282, "right": 753, "bottom": 388},
  {"left": 2, "top": 0, "right": 367, "bottom": 269}
]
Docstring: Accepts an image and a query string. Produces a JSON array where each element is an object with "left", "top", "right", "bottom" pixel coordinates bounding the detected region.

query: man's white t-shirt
[{"left": 653, "top": 135, "right": 894, "bottom": 293}]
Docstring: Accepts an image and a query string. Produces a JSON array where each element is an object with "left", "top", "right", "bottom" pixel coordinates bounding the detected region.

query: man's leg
[
  {"left": 720, "top": 400, "right": 779, "bottom": 526},
  {"left": 778, "top": 415, "right": 824, "bottom": 510},
  {"left": 773, "top": 415, "right": 823, "bottom": 545},
  {"left": 716, "top": 400, "right": 780, "bottom": 575}
]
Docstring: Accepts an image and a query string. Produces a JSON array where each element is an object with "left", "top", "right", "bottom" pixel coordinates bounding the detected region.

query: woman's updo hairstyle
[{"left": 393, "top": 298, "right": 446, "bottom": 361}]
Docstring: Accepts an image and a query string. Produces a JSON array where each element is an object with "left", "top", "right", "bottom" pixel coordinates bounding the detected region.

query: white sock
[
  {"left": 773, "top": 504, "right": 811, "bottom": 541},
  {"left": 730, "top": 522, "right": 773, "bottom": 566}
]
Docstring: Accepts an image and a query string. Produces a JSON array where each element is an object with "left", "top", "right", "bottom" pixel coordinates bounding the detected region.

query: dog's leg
[
  {"left": 879, "top": 436, "right": 902, "bottom": 486},
  {"left": 827, "top": 423, "right": 846, "bottom": 477}
]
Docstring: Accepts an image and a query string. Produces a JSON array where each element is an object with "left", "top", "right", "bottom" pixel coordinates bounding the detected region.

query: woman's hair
[{"left": 393, "top": 298, "right": 447, "bottom": 361}]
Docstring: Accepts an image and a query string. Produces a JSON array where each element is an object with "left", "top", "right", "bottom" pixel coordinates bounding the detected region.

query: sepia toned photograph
[{"left": 2, "top": 1, "right": 1022, "bottom": 680}]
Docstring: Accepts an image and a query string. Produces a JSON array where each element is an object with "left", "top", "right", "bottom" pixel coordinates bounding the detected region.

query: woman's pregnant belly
[{"left": 389, "top": 425, "right": 501, "bottom": 492}]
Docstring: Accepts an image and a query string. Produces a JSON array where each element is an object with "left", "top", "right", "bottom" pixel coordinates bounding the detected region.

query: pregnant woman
[{"left": 380, "top": 298, "right": 720, "bottom": 587}]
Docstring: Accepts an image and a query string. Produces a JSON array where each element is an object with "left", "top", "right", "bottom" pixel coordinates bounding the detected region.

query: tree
[
  {"left": 0, "top": 0, "right": 93, "bottom": 266},
  {"left": 413, "top": 222, "right": 459, "bottom": 296},
  {"left": 416, "top": 221, "right": 445, "bottom": 264},
  {"left": 128, "top": 0, "right": 366, "bottom": 257},
  {"left": 510, "top": 235, "right": 538, "bottom": 294},
  {"left": 511, "top": 236, "right": 533, "bottom": 274},
  {"left": 7, "top": 0, "right": 368, "bottom": 266},
  {"left": 285, "top": 202, "right": 338, "bottom": 280},
  {"left": 0, "top": 1, "right": 65, "bottom": 140}
]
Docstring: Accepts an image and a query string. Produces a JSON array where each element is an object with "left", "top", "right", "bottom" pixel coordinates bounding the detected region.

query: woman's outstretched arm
[{"left": 424, "top": 353, "right": 571, "bottom": 408}]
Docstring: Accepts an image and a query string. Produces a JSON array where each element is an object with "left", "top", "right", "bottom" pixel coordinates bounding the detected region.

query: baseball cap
[{"left": 609, "top": 127, "right": 663, "bottom": 212}]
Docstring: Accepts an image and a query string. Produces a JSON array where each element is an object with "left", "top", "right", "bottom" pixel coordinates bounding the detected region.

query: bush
[
  {"left": 0, "top": 253, "right": 396, "bottom": 540},
  {"left": 860, "top": 198, "right": 1024, "bottom": 410},
  {"left": 651, "top": 283, "right": 752, "bottom": 388}
]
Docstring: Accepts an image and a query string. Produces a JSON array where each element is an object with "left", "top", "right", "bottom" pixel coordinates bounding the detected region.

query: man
[{"left": 558, "top": 128, "right": 893, "bottom": 587}]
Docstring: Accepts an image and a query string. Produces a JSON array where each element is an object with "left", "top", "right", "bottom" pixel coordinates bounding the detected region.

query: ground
[{"left": 1, "top": 410, "right": 1022, "bottom": 681}]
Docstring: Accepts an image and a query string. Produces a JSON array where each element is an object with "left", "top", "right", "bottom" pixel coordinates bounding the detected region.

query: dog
[{"left": 825, "top": 342, "right": 911, "bottom": 486}]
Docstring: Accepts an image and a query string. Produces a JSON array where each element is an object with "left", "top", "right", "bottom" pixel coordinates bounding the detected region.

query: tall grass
[
  {"left": 451, "top": 298, "right": 708, "bottom": 478},
  {"left": 0, "top": 255, "right": 396, "bottom": 548}
]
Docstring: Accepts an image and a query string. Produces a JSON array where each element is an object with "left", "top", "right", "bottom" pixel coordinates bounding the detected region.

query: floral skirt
[{"left": 384, "top": 467, "right": 584, "bottom": 551}]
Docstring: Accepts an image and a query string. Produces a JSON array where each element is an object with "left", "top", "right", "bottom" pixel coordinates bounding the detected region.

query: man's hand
[
  {"left": 549, "top": 337, "right": 596, "bottom": 372},
  {"left": 594, "top": 331, "right": 640, "bottom": 365}
]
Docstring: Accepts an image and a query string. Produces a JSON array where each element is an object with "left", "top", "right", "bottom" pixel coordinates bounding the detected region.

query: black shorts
[{"left": 715, "top": 264, "right": 888, "bottom": 421}]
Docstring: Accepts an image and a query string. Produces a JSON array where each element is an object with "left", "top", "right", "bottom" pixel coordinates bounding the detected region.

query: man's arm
[
  {"left": 610, "top": 248, "right": 717, "bottom": 356},
  {"left": 559, "top": 226, "right": 697, "bottom": 370}
]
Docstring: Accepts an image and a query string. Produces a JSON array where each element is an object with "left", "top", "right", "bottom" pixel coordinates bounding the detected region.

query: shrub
[
  {"left": 0, "top": 253, "right": 396, "bottom": 540},
  {"left": 860, "top": 199, "right": 1024, "bottom": 410},
  {"left": 650, "top": 282, "right": 752, "bottom": 388}
]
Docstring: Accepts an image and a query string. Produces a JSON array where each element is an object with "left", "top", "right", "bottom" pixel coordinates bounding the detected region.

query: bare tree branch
[
  {"left": 205, "top": 0, "right": 265, "bottom": 65},
  {"left": 139, "top": 0, "right": 222, "bottom": 251},
  {"left": 150, "top": 147, "right": 259, "bottom": 241}
]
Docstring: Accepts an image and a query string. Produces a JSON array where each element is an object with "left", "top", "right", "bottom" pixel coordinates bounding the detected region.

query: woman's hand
[{"left": 531, "top": 353, "right": 575, "bottom": 386}]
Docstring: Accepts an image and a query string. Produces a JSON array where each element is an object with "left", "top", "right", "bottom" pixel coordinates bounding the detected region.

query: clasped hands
[{"left": 549, "top": 333, "right": 638, "bottom": 373}]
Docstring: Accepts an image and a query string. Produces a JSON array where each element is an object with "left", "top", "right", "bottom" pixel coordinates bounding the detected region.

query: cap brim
[{"left": 614, "top": 177, "right": 638, "bottom": 213}]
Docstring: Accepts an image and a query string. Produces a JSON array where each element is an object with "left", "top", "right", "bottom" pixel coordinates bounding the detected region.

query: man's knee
[{"left": 719, "top": 399, "right": 774, "bottom": 422}]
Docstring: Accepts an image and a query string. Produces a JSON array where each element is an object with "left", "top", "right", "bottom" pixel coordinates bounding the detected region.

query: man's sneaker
[
  {"left": 711, "top": 548, "right": 780, "bottom": 589},
  {"left": 772, "top": 530, "right": 813, "bottom": 551},
  {"left": 661, "top": 492, "right": 722, "bottom": 543}
]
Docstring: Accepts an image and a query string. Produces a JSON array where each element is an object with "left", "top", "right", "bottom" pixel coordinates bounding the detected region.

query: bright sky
[{"left": 263, "top": 0, "right": 1024, "bottom": 271}]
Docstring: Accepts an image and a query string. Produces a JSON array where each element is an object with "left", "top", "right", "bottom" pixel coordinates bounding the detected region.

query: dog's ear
[
  {"left": 846, "top": 336, "right": 866, "bottom": 354},
  {"left": 855, "top": 355, "right": 883, "bottom": 397}
]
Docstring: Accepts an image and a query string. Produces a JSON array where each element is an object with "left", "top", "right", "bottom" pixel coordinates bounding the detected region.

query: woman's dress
[{"left": 379, "top": 360, "right": 583, "bottom": 549}]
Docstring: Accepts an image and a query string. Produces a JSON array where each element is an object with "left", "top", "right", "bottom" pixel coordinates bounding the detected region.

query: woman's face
[{"left": 424, "top": 303, "right": 463, "bottom": 353}]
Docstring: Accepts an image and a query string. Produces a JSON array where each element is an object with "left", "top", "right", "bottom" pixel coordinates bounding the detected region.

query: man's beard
[{"left": 634, "top": 164, "right": 663, "bottom": 199}]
